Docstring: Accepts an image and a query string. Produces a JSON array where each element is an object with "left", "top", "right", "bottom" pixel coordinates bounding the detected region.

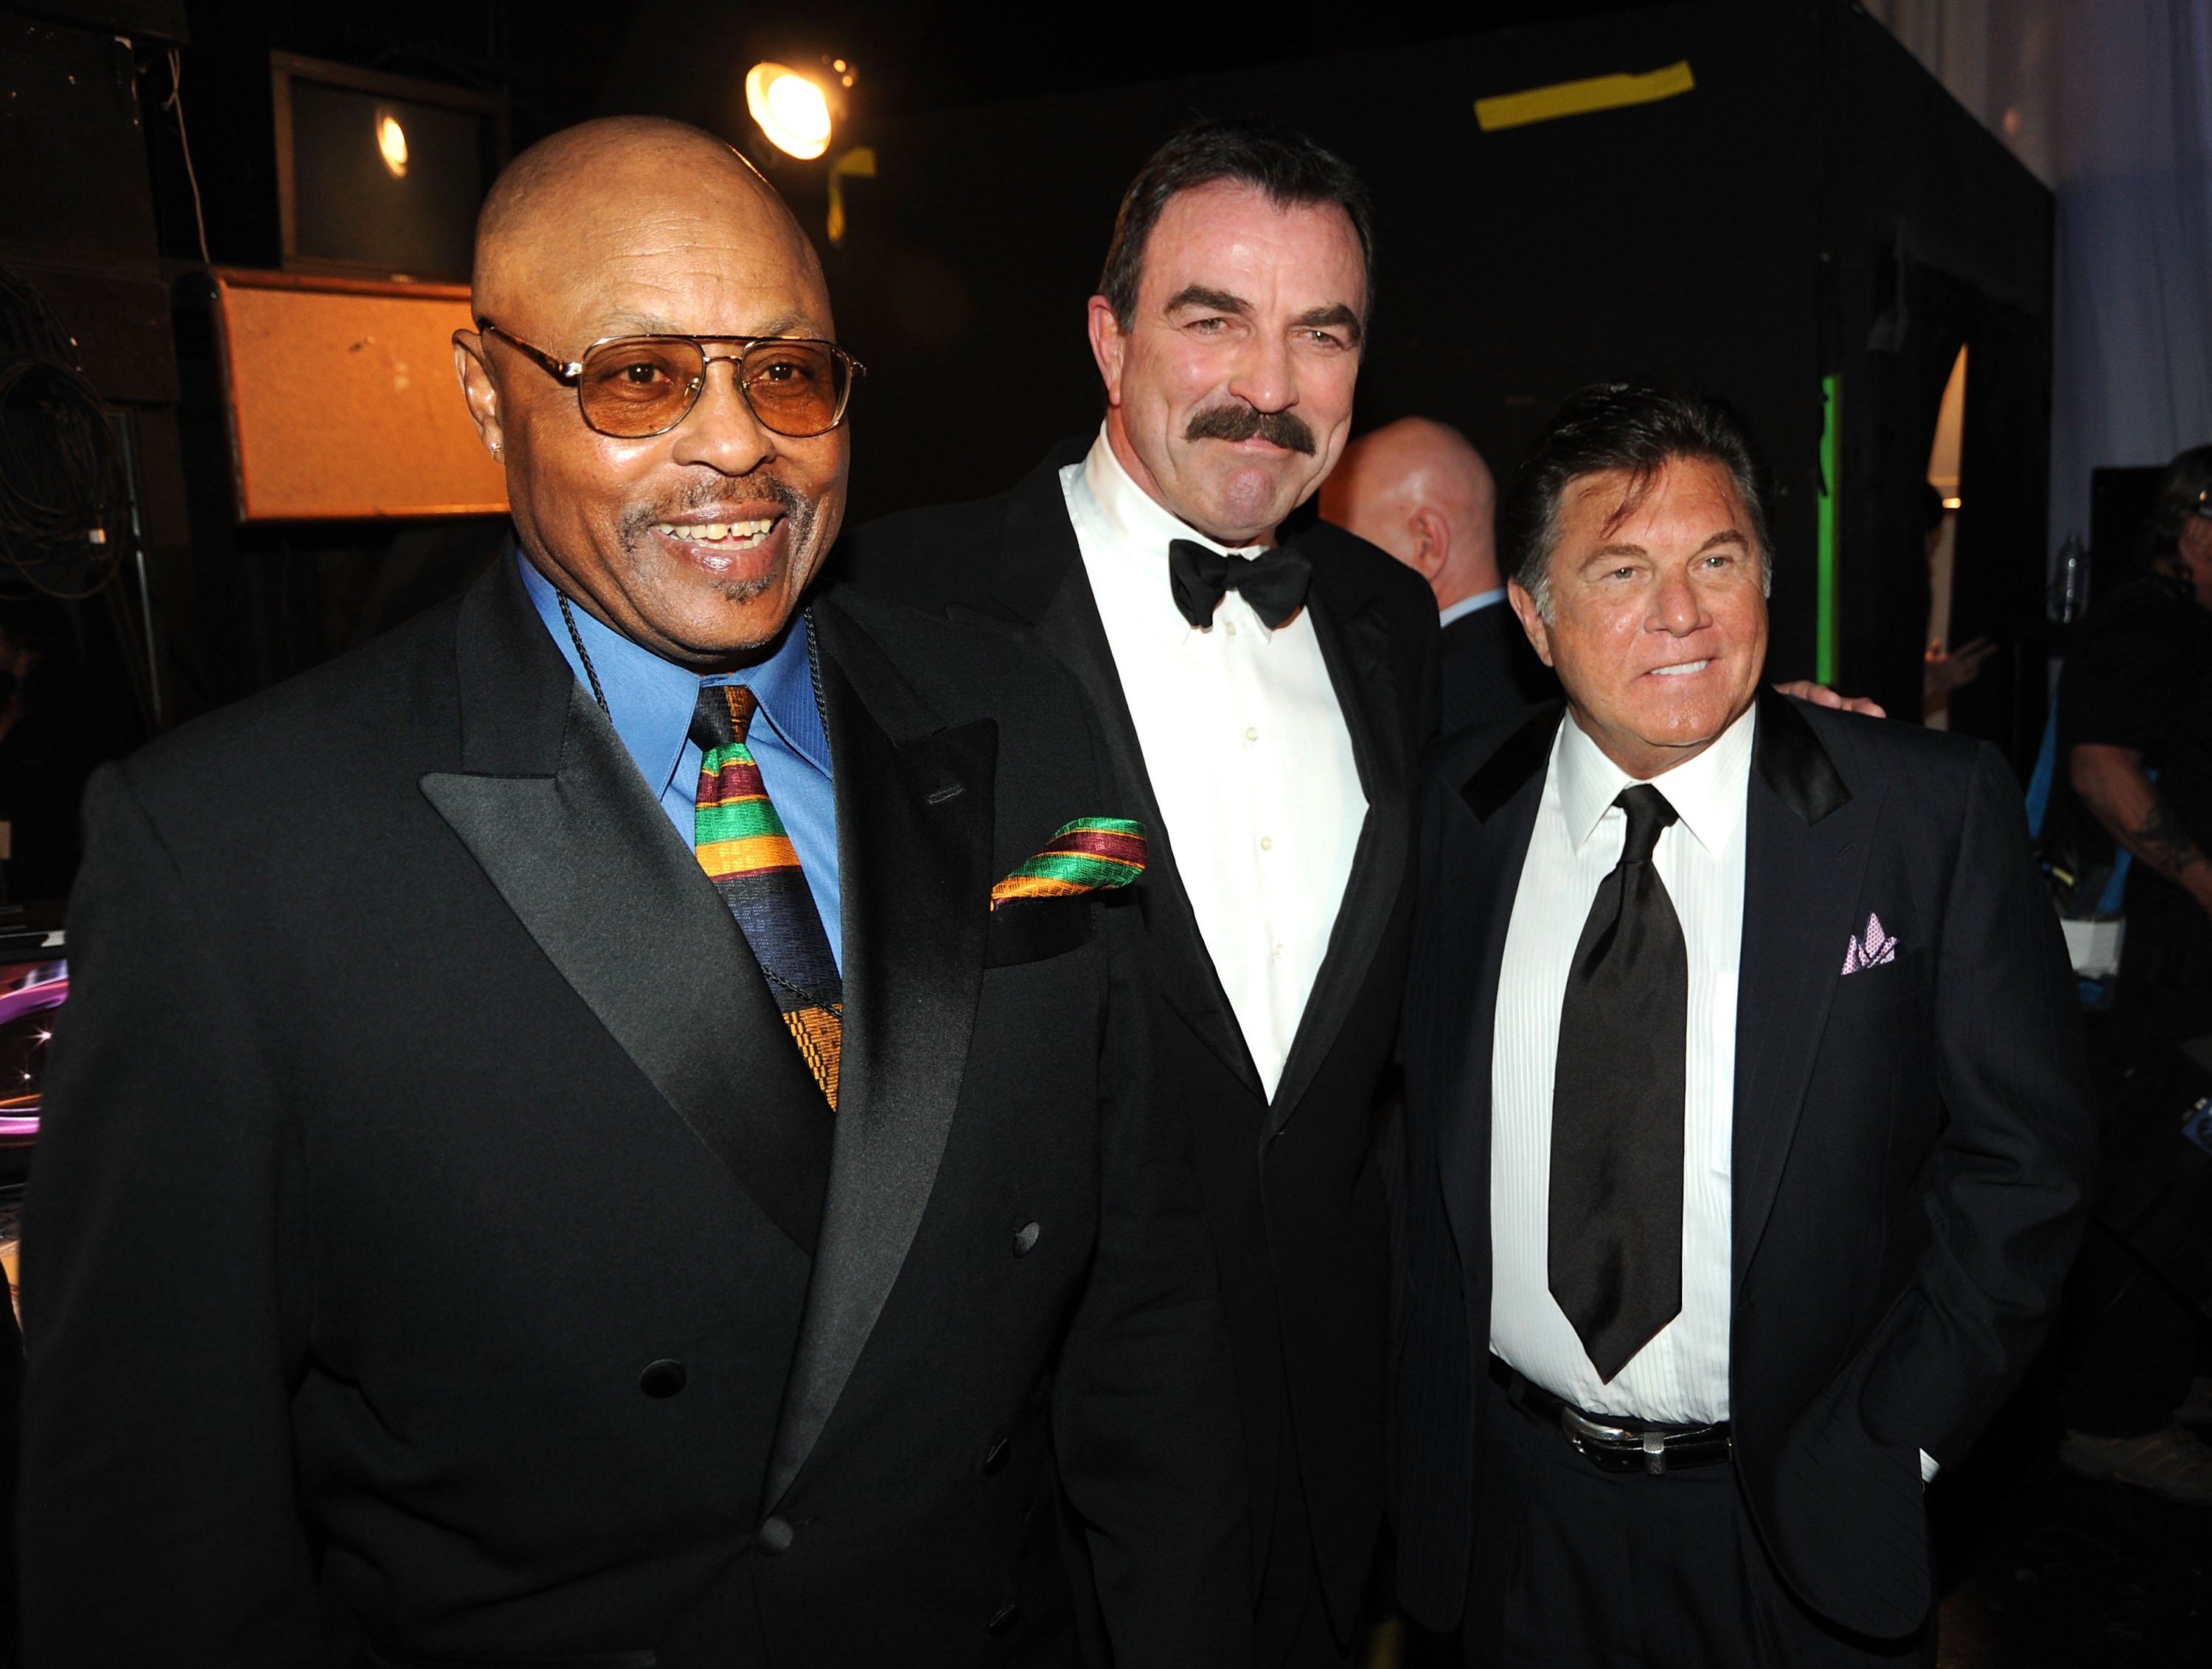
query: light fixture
[
  {"left": 1942, "top": 495, "right": 1962, "bottom": 511},
  {"left": 745, "top": 63, "right": 832, "bottom": 160},
  {"left": 376, "top": 109, "right": 409, "bottom": 178}
]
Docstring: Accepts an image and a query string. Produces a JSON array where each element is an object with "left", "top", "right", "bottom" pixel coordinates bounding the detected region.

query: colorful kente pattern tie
[
  {"left": 689, "top": 683, "right": 842, "bottom": 1109},
  {"left": 990, "top": 818, "right": 1148, "bottom": 909}
]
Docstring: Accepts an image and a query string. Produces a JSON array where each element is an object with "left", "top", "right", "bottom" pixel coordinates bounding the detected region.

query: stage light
[
  {"left": 745, "top": 63, "right": 832, "bottom": 159},
  {"left": 1942, "top": 495, "right": 1962, "bottom": 511},
  {"left": 377, "top": 110, "right": 409, "bottom": 178}
]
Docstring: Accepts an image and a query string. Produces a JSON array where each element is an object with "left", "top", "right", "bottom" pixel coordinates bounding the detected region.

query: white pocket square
[{"left": 1840, "top": 912, "right": 1899, "bottom": 975}]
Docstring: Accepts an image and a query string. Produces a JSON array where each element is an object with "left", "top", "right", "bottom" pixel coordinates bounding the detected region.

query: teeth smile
[
  {"left": 655, "top": 518, "right": 778, "bottom": 543},
  {"left": 1650, "top": 659, "right": 1711, "bottom": 677}
]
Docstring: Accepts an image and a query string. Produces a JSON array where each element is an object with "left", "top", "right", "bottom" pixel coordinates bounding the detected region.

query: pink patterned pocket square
[{"left": 1840, "top": 913, "right": 1899, "bottom": 975}]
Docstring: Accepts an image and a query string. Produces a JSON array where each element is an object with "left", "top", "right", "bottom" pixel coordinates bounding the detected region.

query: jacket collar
[{"left": 1461, "top": 686, "right": 1850, "bottom": 829}]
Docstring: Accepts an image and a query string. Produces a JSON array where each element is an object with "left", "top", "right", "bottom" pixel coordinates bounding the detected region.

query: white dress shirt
[
  {"left": 1062, "top": 428, "right": 1366, "bottom": 1100},
  {"left": 1489, "top": 703, "right": 1754, "bottom": 1425},
  {"left": 1438, "top": 586, "right": 1506, "bottom": 629}
]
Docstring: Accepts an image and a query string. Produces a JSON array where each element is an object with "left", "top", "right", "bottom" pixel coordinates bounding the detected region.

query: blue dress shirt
[{"left": 519, "top": 553, "right": 842, "bottom": 972}]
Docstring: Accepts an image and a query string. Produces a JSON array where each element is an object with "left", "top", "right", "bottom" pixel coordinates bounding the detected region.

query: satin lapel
[
  {"left": 1436, "top": 709, "right": 1559, "bottom": 1281},
  {"left": 419, "top": 560, "right": 832, "bottom": 1252},
  {"left": 764, "top": 596, "right": 996, "bottom": 1508},
  {"left": 1731, "top": 694, "right": 1879, "bottom": 1292},
  {"left": 1265, "top": 590, "right": 1407, "bottom": 1134},
  {"left": 1033, "top": 560, "right": 1265, "bottom": 1099}
]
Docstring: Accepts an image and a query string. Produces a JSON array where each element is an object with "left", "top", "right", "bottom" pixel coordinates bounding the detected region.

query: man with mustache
[
  {"left": 20, "top": 117, "right": 1247, "bottom": 1665},
  {"left": 843, "top": 118, "right": 1428, "bottom": 1668}
]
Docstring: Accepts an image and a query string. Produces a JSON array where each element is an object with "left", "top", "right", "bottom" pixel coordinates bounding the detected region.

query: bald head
[
  {"left": 473, "top": 116, "right": 823, "bottom": 335},
  {"left": 453, "top": 116, "right": 852, "bottom": 670},
  {"left": 1320, "top": 417, "right": 1497, "bottom": 610}
]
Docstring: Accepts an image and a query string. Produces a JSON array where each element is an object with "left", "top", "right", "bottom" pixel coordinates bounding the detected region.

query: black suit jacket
[
  {"left": 1437, "top": 601, "right": 1558, "bottom": 736},
  {"left": 838, "top": 441, "right": 1439, "bottom": 1640},
  {"left": 19, "top": 554, "right": 1248, "bottom": 1667},
  {"left": 1396, "top": 692, "right": 2095, "bottom": 1641}
]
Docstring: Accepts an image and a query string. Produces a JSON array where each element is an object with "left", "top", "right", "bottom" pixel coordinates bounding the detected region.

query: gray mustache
[{"left": 1182, "top": 403, "right": 1316, "bottom": 456}]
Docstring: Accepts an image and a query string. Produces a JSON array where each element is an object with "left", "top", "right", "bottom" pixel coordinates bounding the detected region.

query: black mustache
[{"left": 1182, "top": 403, "right": 1316, "bottom": 455}]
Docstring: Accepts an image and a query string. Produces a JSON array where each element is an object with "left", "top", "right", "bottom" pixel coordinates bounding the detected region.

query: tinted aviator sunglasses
[{"left": 476, "top": 321, "right": 865, "bottom": 440}]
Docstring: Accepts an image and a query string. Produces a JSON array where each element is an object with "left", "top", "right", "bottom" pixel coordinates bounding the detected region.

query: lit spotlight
[
  {"left": 745, "top": 63, "right": 832, "bottom": 159},
  {"left": 377, "top": 111, "right": 409, "bottom": 178}
]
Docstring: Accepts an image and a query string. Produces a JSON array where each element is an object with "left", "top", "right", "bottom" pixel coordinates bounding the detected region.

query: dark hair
[
  {"left": 2142, "top": 442, "right": 2212, "bottom": 566},
  {"left": 1096, "top": 118, "right": 1375, "bottom": 332},
  {"left": 1500, "top": 380, "right": 1775, "bottom": 620}
]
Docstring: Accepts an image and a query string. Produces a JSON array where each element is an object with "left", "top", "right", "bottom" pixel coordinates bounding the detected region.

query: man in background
[
  {"left": 1322, "top": 417, "right": 1556, "bottom": 731},
  {"left": 2051, "top": 442, "right": 2212, "bottom": 1505}
]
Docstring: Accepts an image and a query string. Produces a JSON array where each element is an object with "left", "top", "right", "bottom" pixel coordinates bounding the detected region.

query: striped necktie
[{"left": 689, "top": 683, "right": 841, "bottom": 1110}]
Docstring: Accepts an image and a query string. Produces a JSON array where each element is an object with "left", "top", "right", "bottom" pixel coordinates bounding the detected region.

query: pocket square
[
  {"left": 1840, "top": 911, "right": 1899, "bottom": 975},
  {"left": 990, "top": 818, "right": 1147, "bottom": 910}
]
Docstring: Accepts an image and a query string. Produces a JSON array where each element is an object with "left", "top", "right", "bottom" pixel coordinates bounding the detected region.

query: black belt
[{"left": 1489, "top": 1356, "right": 1732, "bottom": 1475}]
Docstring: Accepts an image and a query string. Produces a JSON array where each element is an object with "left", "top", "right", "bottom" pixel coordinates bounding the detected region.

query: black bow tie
[{"left": 1168, "top": 538, "right": 1314, "bottom": 631}]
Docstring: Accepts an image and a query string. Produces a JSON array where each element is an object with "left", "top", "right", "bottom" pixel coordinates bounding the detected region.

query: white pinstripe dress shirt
[{"left": 1488, "top": 703, "right": 1755, "bottom": 1426}]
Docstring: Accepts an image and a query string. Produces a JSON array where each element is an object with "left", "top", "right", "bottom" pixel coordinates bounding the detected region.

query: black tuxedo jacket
[
  {"left": 19, "top": 555, "right": 1247, "bottom": 1667},
  {"left": 839, "top": 441, "right": 1439, "bottom": 1638},
  {"left": 1396, "top": 692, "right": 2095, "bottom": 1642},
  {"left": 1437, "top": 601, "right": 1558, "bottom": 736}
]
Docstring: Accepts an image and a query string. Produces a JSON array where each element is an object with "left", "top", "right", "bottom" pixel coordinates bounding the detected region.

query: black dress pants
[{"left": 1464, "top": 1371, "right": 1933, "bottom": 1669}]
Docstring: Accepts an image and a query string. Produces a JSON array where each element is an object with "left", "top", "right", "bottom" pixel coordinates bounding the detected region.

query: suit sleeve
[
  {"left": 1858, "top": 742, "right": 2096, "bottom": 1462},
  {"left": 1048, "top": 893, "right": 1252, "bottom": 1666},
  {"left": 18, "top": 766, "right": 321, "bottom": 1664}
]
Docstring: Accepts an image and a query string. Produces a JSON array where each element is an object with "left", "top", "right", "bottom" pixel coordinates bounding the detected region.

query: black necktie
[
  {"left": 1549, "top": 783, "right": 1688, "bottom": 1383},
  {"left": 1167, "top": 537, "right": 1313, "bottom": 630}
]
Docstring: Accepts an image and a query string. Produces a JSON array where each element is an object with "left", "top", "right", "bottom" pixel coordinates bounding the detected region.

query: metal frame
[{"left": 269, "top": 51, "right": 510, "bottom": 281}]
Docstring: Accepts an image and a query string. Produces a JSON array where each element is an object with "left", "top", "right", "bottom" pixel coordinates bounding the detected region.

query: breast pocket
[
  {"left": 985, "top": 896, "right": 1096, "bottom": 968},
  {"left": 1826, "top": 947, "right": 1933, "bottom": 1018}
]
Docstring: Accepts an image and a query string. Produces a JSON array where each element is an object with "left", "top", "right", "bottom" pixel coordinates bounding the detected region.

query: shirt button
[
  {"left": 1225, "top": 619, "right": 1239, "bottom": 637},
  {"left": 1273, "top": 944, "right": 1284, "bottom": 961},
  {"left": 1259, "top": 835, "right": 1273, "bottom": 851},
  {"left": 1245, "top": 726, "right": 1259, "bottom": 742}
]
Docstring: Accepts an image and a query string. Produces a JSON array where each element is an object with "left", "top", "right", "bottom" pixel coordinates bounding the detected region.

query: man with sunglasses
[{"left": 21, "top": 116, "right": 1247, "bottom": 1666}]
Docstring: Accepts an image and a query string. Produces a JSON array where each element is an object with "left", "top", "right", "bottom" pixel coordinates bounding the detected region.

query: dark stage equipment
[
  {"left": 2090, "top": 464, "right": 2166, "bottom": 604},
  {"left": 209, "top": 268, "right": 504, "bottom": 521},
  {"left": 821, "top": 0, "right": 2055, "bottom": 758},
  {"left": 271, "top": 52, "right": 509, "bottom": 282},
  {"left": 0, "top": 4, "right": 187, "bottom": 737}
]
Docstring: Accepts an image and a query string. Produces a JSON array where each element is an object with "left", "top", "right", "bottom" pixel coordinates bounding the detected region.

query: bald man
[
  {"left": 1321, "top": 417, "right": 1559, "bottom": 732},
  {"left": 19, "top": 118, "right": 1247, "bottom": 1666}
]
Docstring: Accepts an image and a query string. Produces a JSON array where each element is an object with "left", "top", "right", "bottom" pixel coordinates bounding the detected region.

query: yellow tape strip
[{"left": 1475, "top": 60, "right": 1695, "bottom": 133}]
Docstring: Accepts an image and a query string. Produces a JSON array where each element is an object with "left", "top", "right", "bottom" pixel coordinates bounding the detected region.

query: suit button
[
  {"left": 1012, "top": 1221, "right": 1040, "bottom": 1257},
  {"left": 983, "top": 1435, "right": 1010, "bottom": 1474},
  {"left": 987, "top": 1600, "right": 1021, "bottom": 1636},
  {"left": 639, "top": 1359, "right": 686, "bottom": 1398},
  {"left": 757, "top": 1515, "right": 795, "bottom": 1555}
]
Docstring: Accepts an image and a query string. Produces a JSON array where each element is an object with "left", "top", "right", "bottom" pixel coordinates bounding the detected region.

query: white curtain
[{"left": 1863, "top": 0, "right": 2212, "bottom": 553}]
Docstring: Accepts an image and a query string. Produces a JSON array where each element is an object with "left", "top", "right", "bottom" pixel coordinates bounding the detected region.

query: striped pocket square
[{"left": 990, "top": 818, "right": 1147, "bottom": 910}]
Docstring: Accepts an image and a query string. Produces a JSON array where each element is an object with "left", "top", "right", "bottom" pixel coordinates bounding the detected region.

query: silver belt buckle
[{"left": 1560, "top": 1406, "right": 1672, "bottom": 1474}]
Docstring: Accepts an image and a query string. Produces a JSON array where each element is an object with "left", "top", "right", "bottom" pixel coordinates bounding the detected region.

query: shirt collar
[
  {"left": 517, "top": 550, "right": 830, "bottom": 798},
  {"left": 1071, "top": 424, "right": 1268, "bottom": 565},
  {"left": 1439, "top": 587, "right": 1506, "bottom": 628},
  {"left": 1554, "top": 696, "right": 1758, "bottom": 858}
]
